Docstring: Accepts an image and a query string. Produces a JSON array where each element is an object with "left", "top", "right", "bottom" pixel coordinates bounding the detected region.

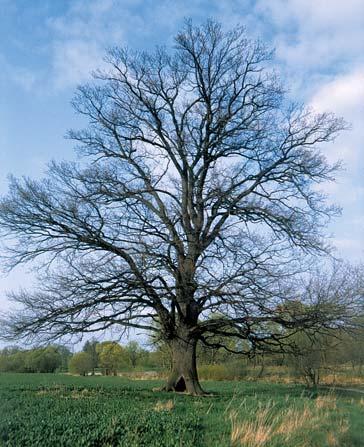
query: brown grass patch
[
  {"left": 229, "top": 397, "right": 347, "bottom": 447},
  {"left": 36, "top": 389, "right": 49, "bottom": 396},
  {"left": 315, "top": 395, "right": 337, "bottom": 410},
  {"left": 275, "top": 405, "right": 316, "bottom": 438},
  {"left": 326, "top": 431, "right": 339, "bottom": 446},
  {"left": 36, "top": 385, "right": 67, "bottom": 396},
  {"left": 70, "top": 388, "right": 94, "bottom": 399},
  {"left": 154, "top": 399, "right": 175, "bottom": 412},
  {"left": 321, "top": 373, "right": 364, "bottom": 387},
  {"left": 230, "top": 406, "right": 275, "bottom": 447},
  {"left": 338, "top": 418, "right": 349, "bottom": 434}
]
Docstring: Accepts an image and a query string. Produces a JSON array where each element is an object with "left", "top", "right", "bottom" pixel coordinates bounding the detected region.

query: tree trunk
[{"left": 162, "top": 334, "right": 205, "bottom": 395}]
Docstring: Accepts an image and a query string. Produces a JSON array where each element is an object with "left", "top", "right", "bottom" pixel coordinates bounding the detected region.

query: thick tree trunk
[{"left": 162, "top": 334, "right": 205, "bottom": 395}]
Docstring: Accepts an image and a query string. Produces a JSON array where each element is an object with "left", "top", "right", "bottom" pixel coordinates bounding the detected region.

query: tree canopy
[{"left": 0, "top": 20, "right": 355, "bottom": 394}]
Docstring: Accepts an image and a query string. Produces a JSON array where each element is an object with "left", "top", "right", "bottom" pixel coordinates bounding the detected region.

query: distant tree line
[
  {"left": 0, "top": 345, "right": 71, "bottom": 373},
  {"left": 0, "top": 340, "right": 153, "bottom": 375},
  {"left": 71, "top": 340, "right": 155, "bottom": 376},
  {"left": 193, "top": 324, "right": 364, "bottom": 387},
  {"left": 2, "top": 327, "right": 363, "bottom": 388}
]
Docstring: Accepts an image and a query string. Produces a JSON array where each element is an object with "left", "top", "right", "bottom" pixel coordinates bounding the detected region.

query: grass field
[{"left": 0, "top": 373, "right": 363, "bottom": 446}]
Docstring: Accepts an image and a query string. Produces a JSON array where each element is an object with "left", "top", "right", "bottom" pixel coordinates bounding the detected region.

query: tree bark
[{"left": 162, "top": 333, "right": 205, "bottom": 395}]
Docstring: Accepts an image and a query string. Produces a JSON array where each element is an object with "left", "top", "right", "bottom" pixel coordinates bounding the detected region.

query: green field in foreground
[{"left": 0, "top": 374, "right": 363, "bottom": 446}]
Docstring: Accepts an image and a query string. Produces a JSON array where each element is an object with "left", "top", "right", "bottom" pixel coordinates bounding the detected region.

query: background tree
[
  {"left": 25, "top": 346, "right": 62, "bottom": 373},
  {"left": 82, "top": 339, "right": 99, "bottom": 374},
  {"left": 125, "top": 341, "right": 144, "bottom": 368},
  {"left": 288, "top": 331, "right": 329, "bottom": 388},
  {"left": 54, "top": 344, "right": 73, "bottom": 372},
  {"left": 69, "top": 352, "right": 94, "bottom": 376},
  {"left": 96, "top": 341, "right": 125, "bottom": 375},
  {"left": 0, "top": 20, "right": 353, "bottom": 394},
  {"left": 0, "top": 346, "right": 63, "bottom": 373},
  {"left": 0, "top": 347, "right": 26, "bottom": 372},
  {"left": 285, "top": 262, "right": 363, "bottom": 387},
  {"left": 341, "top": 324, "right": 364, "bottom": 372}
]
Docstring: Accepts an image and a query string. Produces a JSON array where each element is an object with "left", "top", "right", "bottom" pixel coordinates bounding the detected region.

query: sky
[{"left": 0, "top": 0, "right": 363, "bottom": 337}]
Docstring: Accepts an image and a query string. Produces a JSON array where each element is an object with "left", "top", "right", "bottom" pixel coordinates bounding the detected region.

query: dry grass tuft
[
  {"left": 322, "top": 373, "right": 364, "bottom": 387},
  {"left": 36, "top": 389, "right": 48, "bottom": 396},
  {"left": 275, "top": 405, "right": 315, "bottom": 438},
  {"left": 229, "top": 397, "right": 347, "bottom": 447},
  {"left": 230, "top": 406, "right": 275, "bottom": 447},
  {"left": 338, "top": 418, "right": 349, "bottom": 434},
  {"left": 326, "top": 431, "right": 339, "bottom": 446},
  {"left": 70, "top": 388, "right": 94, "bottom": 399},
  {"left": 315, "top": 394, "right": 337, "bottom": 410},
  {"left": 154, "top": 399, "right": 175, "bottom": 412}
]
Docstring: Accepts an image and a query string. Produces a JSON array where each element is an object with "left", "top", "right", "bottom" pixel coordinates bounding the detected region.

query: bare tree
[
  {"left": 0, "top": 20, "right": 349, "bottom": 394},
  {"left": 286, "top": 262, "right": 364, "bottom": 387}
]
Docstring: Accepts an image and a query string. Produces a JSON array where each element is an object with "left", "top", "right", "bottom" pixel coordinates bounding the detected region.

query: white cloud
[
  {"left": 253, "top": 0, "right": 364, "bottom": 103},
  {"left": 257, "top": 0, "right": 364, "bottom": 32},
  {"left": 0, "top": 54, "right": 39, "bottom": 91},
  {"left": 45, "top": 0, "right": 184, "bottom": 90},
  {"left": 52, "top": 40, "right": 103, "bottom": 89},
  {"left": 256, "top": 0, "right": 364, "bottom": 55},
  {"left": 309, "top": 69, "right": 364, "bottom": 171},
  {"left": 46, "top": 1, "right": 124, "bottom": 89},
  {"left": 46, "top": 0, "right": 245, "bottom": 90},
  {"left": 303, "top": 66, "right": 364, "bottom": 262},
  {"left": 310, "top": 69, "right": 364, "bottom": 115}
]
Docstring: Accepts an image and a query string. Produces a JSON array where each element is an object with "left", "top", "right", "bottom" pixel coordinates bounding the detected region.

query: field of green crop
[{"left": 0, "top": 373, "right": 363, "bottom": 446}]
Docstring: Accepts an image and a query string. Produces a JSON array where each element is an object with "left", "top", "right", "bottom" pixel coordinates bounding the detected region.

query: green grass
[{"left": 0, "top": 373, "right": 363, "bottom": 446}]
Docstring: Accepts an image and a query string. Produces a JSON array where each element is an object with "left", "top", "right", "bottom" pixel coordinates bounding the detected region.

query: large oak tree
[{"left": 0, "top": 21, "right": 348, "bottom": 394}]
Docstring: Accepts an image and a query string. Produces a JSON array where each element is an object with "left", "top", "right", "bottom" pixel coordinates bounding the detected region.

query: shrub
[
  {"left": 198, "top": 364, "right": 228, "bottom": 381},
  {"left": 198, "top": 362, "right": 247, "bottom": 381}
]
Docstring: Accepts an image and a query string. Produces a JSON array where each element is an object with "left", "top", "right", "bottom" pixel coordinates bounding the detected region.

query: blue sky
[{"left": 0, "top": 0, "right": 363, "bottom": 318}]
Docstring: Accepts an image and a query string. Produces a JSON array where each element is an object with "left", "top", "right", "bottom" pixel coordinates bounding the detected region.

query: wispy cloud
[
  {"left": 0, "top": 54, "right": 39, "bottom": 91},
  {"left": 255, "top": 0, "right": 364, "bottom": 69},
  {"left": 44, "top": 0, "right": 194, "bottom": 89},
  {"left": 45, "top": 0, "right": 123, "bottom": 89},
  {"left": 51, "top": 39, "right": 104, "bottom": 89},
  {"left": 310, "top": 68, "right": 364, "bottom": 167},
  {"left": 308, "top": 67, "right": 364, "bottom": 258}
]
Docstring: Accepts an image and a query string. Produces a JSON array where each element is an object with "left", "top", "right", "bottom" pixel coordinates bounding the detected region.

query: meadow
[{"left": 0, "top": 373, "right": 363, "bottom": 447}]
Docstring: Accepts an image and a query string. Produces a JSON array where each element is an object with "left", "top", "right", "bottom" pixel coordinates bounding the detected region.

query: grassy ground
[{"left": 0, "top": 373, "right": 363, "bottom": 446}]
